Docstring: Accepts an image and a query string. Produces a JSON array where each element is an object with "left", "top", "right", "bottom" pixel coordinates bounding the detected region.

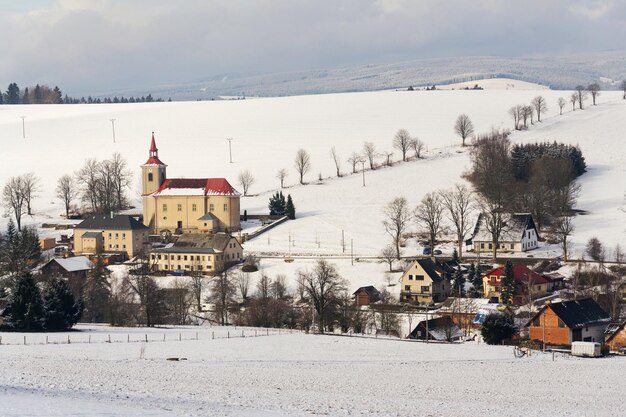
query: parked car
[
  {"left": 433, "top": 249, "right": 442, "bottom": 255},
  {"left": 422, "top": 247, "right": 431, "bottom": 255}
]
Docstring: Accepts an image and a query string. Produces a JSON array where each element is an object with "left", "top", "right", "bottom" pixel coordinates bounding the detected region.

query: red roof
[
  {"left": 483, "top": 264, "right": 549, "bottom": 285},
  {"left": 143, "top": 132, "right": 166, "bottom": 166},
  {"left": 149, "top": 133, "right": 158, "bottom": 152},
  {"left": 152, "top": 178, "right": 240, "bottom": 196}
]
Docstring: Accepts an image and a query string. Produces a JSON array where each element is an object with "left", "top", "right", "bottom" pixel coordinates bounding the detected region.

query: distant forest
[{"left": 0, "top": 83, "right": 168, "bottom": 105}]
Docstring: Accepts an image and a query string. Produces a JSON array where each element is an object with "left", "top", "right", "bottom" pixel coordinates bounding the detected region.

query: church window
[
  {"left": 209, "top": 204, "right": 214, "bottom": 212},
  {"left": 192, "top": 203, "right": 197, "bottom": 212},
  {"left": 148, "top": 173, "right": 153, "bottom": 182},
  {"left": 163, "top": 204, "right": 167, "bottom": 212},
  {"left": 223, "top": 204, "right": 228, "bottom": 211},
  {"left": 177, "top": 204, "right": 182, "bottom": 212}
]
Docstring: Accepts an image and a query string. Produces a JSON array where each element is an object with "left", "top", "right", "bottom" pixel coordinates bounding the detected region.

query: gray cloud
[{"left": 1, "top": 0, "right": 624, "bottom": 95}]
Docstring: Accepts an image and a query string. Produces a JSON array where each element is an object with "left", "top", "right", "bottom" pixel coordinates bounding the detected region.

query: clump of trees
[
  {"left": 268, "top": 191, "right": 296, "bottom": 219},
  {"left": 2, "top": 173, "right": 40, "bottom": 230},
  {"left": 481, "top": 313, "right": 516, "bottom": 345}
]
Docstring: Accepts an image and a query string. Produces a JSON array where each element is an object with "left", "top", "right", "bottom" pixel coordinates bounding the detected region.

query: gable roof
[
  {"left": 151, "top": 178, "right": 240, "bottom": 197},
  {"left": 353, "top": 286, "right": 381, "bottom": 298},
  {"left": 482, "top": 264, "right": 549, "bottom": 285},
  {"left": 46, "top": 256, "right": 94, "bottom": 272},
  {"left": 472, "top": 213, "right": 538, "bottom": 243},
  {"left": 409, "top": 316, "right": 464, "bottom": 341},
  {"left": 173, "top": 233, "right": 240, "bottom": 251},
  {"left": 605, "top": 322, "right": 626, "bottom": 342},
  {"left": 527, "top": 298, "right": 611, "bottom": 329},
  {"left": 198, "top": 212, "right": 218, "bottom": 221},
  {"left": 410, "top": 258, "right": 445, "bottom": 283},
  {"left": 76, "top": 215, "right": 149, "bottom": 231},
  {"left": 81, "top": 231, "right": 102, "bottom": 238}
]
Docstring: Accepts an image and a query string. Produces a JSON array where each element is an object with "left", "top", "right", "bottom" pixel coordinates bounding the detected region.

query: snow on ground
[
  {"left": 0, "top": 80, "right": 624, "bottom": 264},
  {"left": 439, "top": 77, "right": 549, "bottom": 90},
  {"left": 1, "top": 326, "right": 625, "bottom": 416}
]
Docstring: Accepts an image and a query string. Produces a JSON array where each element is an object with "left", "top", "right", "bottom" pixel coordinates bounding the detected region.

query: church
[{"left": 141, "top": 134, "right": 241, "bottom": 235}]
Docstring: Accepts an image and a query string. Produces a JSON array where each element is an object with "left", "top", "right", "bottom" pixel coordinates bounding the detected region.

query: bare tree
[
  {"left": 237, "top": 271, "right": 251, "bottom": 301},
  {"left": 415, "top": 192, "right": 445, "bottom": 252},
  {"left": 363, "top": 142, "right": 377, "bottom": 170},
  {"left": 440, "top": 184, "right": 474, "bottom": 260},
  {"left": 76, "top": 158, "right": 101, "bottom": 213},
  {"left": 276, "top": 168, "right": 288, "bottom": 189},
  {"left": 2, "top": 176, "right": 26, "bottom": 230},
  {"left": 554, "top": 216, "right": 575, "bottom": 262},
  {"left": 169, "top": 279, "right": 193, "bottom": 325},
  {"left": 509, "top": 105, "right": 522, "bottom": 130},
  {"left": 22, "top": 172, "right": 40, "bottom": 215},
  {"left": 383, "top": 197, "right": 410, "bottom": 259},
  {"left": 411, "top": 137, "right": 425, "bottom": 158},
  {"left": 296, "top": 259, "right": 347, "bottom": 333},
  {"left": 330, "top": 146, "right": 342, "bottom": 177},
  {"left": 380, "top": 244, "right": 396, "bottom": 272},
  {"left": 237, "top": 169, "right": 255, "bottom": 196},
  {"left": 347, "top": 152, "right": 361, "bottom": 174},
  {"left": 109, "top": 153, "right": 132, "bottom": 211},
  {"left": 557, "top": 97, "right": 566, "bottom": 115},
  {"left": 271, "top": 274, "right": 288, "bottom": 299},
  {"left": 454, "top": 114, "right": 474, "bottom": 146},
  {"left": 531, "top": 96, "right": 548, "bottom": 122},
  {"left": 570, "top": 93, "right": 578, "bottom": 111},
  {"left": 587, "top": 83, "right": 600, "bottom": 105},
  {"left": 55, "top": 174, "right": 78, "bottom": 218},
  {"left": 393, "top": 129, "right": 412, "bottom": 161},
  {"left": 467, "top": 130, "right": 513, "bottom": 206},
  {"left": 521, "top": 105, "right": 533, "bottom": 128},
  {"left": 127, "top": 254, "right": 164, "bottom": 327},
  {"left": 294, "top": 149, "right": 311, "bottom": 185},
  {"left": 189, "top": 273, "right": 206, "bottom": 311},
  {"left": 383, "top": 151, "right": 394, "bottom": 167},
  {"left": 208, "top": 270, "right": 236, "bottom": 325},
  {"left": 575, "top": 85, "right": 587, "bottom": 110},
  {"left": 478, "top": 196, "right": 507, "bottom": 261}
]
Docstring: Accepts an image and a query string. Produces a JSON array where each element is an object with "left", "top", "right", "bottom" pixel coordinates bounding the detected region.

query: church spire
[
  {"left": 149, "top": 131, "right": 158, "bottom": 156},
  {"left": 143, "top": 132, "right": 166, "bottom": 166}
]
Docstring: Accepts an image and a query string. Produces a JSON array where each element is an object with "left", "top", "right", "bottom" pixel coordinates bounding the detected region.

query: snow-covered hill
[{"left": 0, "top": 81, "right": 624, "bottom": 261}]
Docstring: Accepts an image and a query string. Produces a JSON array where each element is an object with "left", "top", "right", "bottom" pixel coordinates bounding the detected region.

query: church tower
[{"left": 141, "top": 133, "right": 167, "bottom": 229}]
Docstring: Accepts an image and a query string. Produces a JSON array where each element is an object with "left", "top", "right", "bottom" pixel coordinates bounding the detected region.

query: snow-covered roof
[
  {"left": 49, "top": 256, "right": 93, "bottom": 272},
  {"left": 151, "top": 178, "right": 240, "bottom": 197},
  {"left": 472, "top": 213, "right": 537, "bottom": 243}
]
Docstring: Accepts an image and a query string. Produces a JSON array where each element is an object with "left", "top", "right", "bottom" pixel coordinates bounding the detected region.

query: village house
[
  {"left": 150, "top": 233, "right": 243, "bottom": 274},
  {"left": 481, "top": 264, "right": 550, "bottom": 305},
  {"left": 407, "top": 316, "right": 464, "bottom": 342},
  {"left": 526, "top": 298, "right": 611, "bottom": 346},
  {"left": 40, "top": 256, "right": 93, "bottom": 280},
  {"left": 73, "top": 214, "right": 150, "bottom": 258},
  {"left": 141, "top": 134, "right": 241, "bottom": 236},
  {"left": 605, "top": 322, "right": 626, "bottom": 352},
  {"left": 438, "top": 297, "right": 493, "bottom": 331},
  {"left": 400, "top": 259, "right": 451, "bottom": 305},
  {"left": 353, "top": 286, "right": 382, "bottom": 306},
  {"left": 470, "top": 213, "right": 539, "bottom": 254}
]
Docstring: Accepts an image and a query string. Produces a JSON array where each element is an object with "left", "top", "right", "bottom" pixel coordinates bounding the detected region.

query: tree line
[{"left": 0, "top": 82, "right": 167, "bottom": 105}]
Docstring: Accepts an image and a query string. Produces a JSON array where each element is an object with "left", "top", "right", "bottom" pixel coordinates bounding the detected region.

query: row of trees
[{"left": 1, "top": 82, "right": 165, "bottom": 105}]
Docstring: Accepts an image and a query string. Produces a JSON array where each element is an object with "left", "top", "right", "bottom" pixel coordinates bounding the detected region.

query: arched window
[{"left": 148, "top": 173, "right": 153, "bottom": 182}]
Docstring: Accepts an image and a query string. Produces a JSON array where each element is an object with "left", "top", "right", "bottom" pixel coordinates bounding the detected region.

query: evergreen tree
[
  {"left": 42, "top": 278, "right": 83, "bottom": 330},
  {"left": 33, "top": 84, "right": 42, "bottom": 104},
  {"left": 22, "top": 87, "right": 30, "bottom": 104},
  {"left": 52, "top": 86, "right": 63, "bottom": 103},
  {"left": 5, "top": 272, "right": 43, "bottom": 330},
  {"left": 451, "top": 248, "right": 460, "bottom": 263},
  {"left": 471, "top": 263, "right": 483, "bottom": 296},
  {"left": 452, "top": 268, "right": 465, "bottom": 296},
  {"left": 501, "top": 260, "right": 516, "bottom": 305},
  {"left": 6, "top": 83, "right": 20, "bottom": 104},
  {"left": 268, "top": 191, "right": 286, "bottom": 215},
  {"left": 0, "top": 221, "right": 41, "bottom": 277},
  {"left": 83, "top": 256, "right": 111, "bottom": 323},
  {"left": 285, "top": 194, "right": 296, "bottom": 220},
  {"left": 481, "top": 313, "right": 516, "bottom": 345}
]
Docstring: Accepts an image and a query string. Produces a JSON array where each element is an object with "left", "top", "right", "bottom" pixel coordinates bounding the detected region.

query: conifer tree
[
  {"left": 451, "top": 248, "right": 460, "bottom": 264},
  {"left": 452, "top": 268, "right": 465, "bottom": 296},
  {"left": 268, "top": 191, "right": 286, "bottom": 215},
  {"left": 501, "top": 260, "right": 516, "bottom": 305},
  {"left": 83, "top": 255, "right": 111, "bottom": 323},
  {"left": 5, "top": 272, "right": 43, "bottom": 330},
  {"left": 285, "top": 194, "right": 296, "bottom": 220},
  {"left": 42, "top": 278, "right": 83, "bottom": 330},
  {"left": 471, "top": 263, "right": 483, "bottom": 295}
]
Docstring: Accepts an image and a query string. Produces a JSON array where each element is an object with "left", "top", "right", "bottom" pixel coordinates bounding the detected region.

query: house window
[
  {"left": 204, "top": 223, "right": 208, "bottom": 226},
  {"left": 404, "top": 285, "right": 411, "bottom": 291},
  {"left": 223, "top": 204, "right": 228, "bottom": 211},
  {"left": 108, "top": 233, "right": 112, "bottom": 239},
  {"left": 408, "top": 274, "right": 413, "bottom": 280},
  {"left": 511, "top": 244, "right": 514, "bottom": 249},
  {"left": 164, "top": 265, "right": 168, "bottom": 270},
  {"left": 416, "top": 275, "right": 424, "bottom": 281},
  {"left": 151, "top": 254, "right": 155, "bottom": 260},
  {"left": 177, "top": 255, "right": 181, "bottom": 260},
  {"left": 558, "top": 318, "right": 566, "bottom": 328},
  {"left": 122, "top": 244, "right": 126, "bottom": 249},
  {"left": 209, "top": 204, "right": 214, "bottom": 212},
  {"left": 115, "top": 233, "right": 119, "bottom": 239},
  {"left": 421, "top": 286, "right": 430, "bottom": 293},
  {"left": 192, "top": 204, "right": 197, "bottom": 212},
  {"left": 488, "top": 243, "right": 493, "bottom": 249},
  {"left": 148, "top": 173, "right": 153, "bottom": 182},
  {"left": 532, "top": 317, "right": 540, "bottom": 327},
  {"left": 184, "top": 255, "right": 188, "bottom": 261},
  {"left": 164, "top": 255, "right": 168, "bottom": 260},
  {"left": 207, "top": 265, "right": 212, "bottom": 270},
  {"left": 163, "top": 204, "right": 167, "bottom": 212},
  {"left": 198, "top": 265, "right": 203, "bottom": 270},
  {"left": 177, "top": 204, "right": 182, "bottom": 212}
]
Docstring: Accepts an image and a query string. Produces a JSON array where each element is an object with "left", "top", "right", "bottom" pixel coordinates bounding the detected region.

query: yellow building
[
  {"left": 150, "top": 233, "right": 243, "bottom": 274},
  {"left": 399, "top": 259, "right": 451, "bottom": 305},
  {"left": 73, "top": 214, "right": 150, "bottom": 258},
  {"left": 141, "top": 134, "right": 241, "bottom": 235}
]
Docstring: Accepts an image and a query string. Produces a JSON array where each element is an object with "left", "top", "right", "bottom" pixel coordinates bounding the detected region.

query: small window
[
  {"left": 148, "top": 173, "right": 153, "bottom": 182},
  {"left": 184, "top": 255, "right": 188, "bottom": 261},
  {"left": 408, "top": 274, "right": 413, "bottom": 281},
  {"left": 209, "top": 204, "right": 214, "bottom": 212},
  {"left": 223, "top": 204, "right": 228, "bottom": 211},
  {"left": 151, "top": 254, "right": 155, "bottom": 260},
  {"left": 177, "top": 204, "right": 182, "bottom": 212},
  {"left": 532, "top": 317, "right": 540, "bottom": 327},
  {"left": 164, "top": 265, "right": 168, "bottom": 270},
  {"left": 416, "top": 275, "right": 424, "bottom": 281},
  {"left": 421, "top": 286, "right": 430, "bottom": 293},
  {"left": 108, "top": 233, "right": 112, "bottom": 239},
  {"left": 122, "top": 233, "right": 126, "bottom": 239},
  {"left": 198, "top": 265, "right": 203, "bottom": 270},
  {"left": 122, "top": 244, "right": 126, "bottom": 249},
  {"left": 177, "top": 255, "right": 181, "bottom": 260},
  {"left": 480, "top": 243, "right": 484, "bottom": 249},
  {"left": 511, "top": 244, "right": 514, "bottom": 249},
  {"left": 204, "top": 223, "right": 207, "bottom": 226},
  {"left": 192, "top": 203, "right": 197, "bottom": 212},
  {"left": 404, "top": 285, "right": 411, "bottom": 291},
  {"left": 488, "top": 243, "right": 493, "bottom": 249},
  {"left": 164, "top": 255, "right": 168, "bottom": 260},
  {"left": 558, "top": 318, "right": 566, "bottom": 328},
  {"left": 163, "top": 204, "right": 167, "bottom": 212},
  {"left": 115, "top": 233, "right": 119, "bottom": 239}
]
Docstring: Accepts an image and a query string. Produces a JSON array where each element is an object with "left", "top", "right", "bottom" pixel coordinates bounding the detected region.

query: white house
[{"left": 469, "top": 213, "right": 539, "bottom": 254}]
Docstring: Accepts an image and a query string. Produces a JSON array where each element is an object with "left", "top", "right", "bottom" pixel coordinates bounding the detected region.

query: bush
[{"left": 481, "top": 313, "right": 516, "bottom": 345}]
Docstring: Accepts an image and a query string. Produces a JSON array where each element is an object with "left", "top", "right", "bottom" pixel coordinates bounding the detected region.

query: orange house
[
  {"left": 605, "top": 322, "right": 626, "bottom": 352},
  {"left": 526, "top": 299, "right": 610, "bottom": 346}
]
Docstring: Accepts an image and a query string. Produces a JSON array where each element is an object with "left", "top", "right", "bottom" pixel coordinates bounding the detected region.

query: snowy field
[{"left": 1, "top": 325, "right": 625, "bottom": 416}]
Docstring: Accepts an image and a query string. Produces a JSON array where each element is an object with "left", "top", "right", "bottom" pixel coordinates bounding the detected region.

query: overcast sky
[{"left": 1, "top": 0, "right": 624, "bottom": 94}]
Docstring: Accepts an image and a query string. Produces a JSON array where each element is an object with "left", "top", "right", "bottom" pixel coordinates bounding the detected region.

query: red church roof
[
  {"left": 483, "top": 264, "right": 549, "bottom": 285},
  {"left": 143, "top": 132, "right": 167, "bottom": 166},
  {"left": 152, "top": 178, "right": 240, "bottom": 197}
]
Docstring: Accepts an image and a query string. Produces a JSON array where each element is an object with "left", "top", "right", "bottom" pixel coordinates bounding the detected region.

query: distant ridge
[{"left": 105, "top": 50, "right": 626, "bottom": 100}]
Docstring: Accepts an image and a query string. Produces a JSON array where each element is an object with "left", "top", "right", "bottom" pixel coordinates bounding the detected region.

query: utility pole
[
  {"left": 360, "top": 160, "right": 366, "bottom": 187},
  {"left": 109, "top": 118, "right": 116, "bottom": 143},
  {"left": 342, "top": 229, "right": 345, "bottom": 253},
  {"left": 226, "top": 138, "right": 233, "bottom": 163},
  {"left": 20, "top": 116, "right": 26, "bottom": 138},
  {"left": 351, "top": 239, "right": 354, "bottom": 266}
]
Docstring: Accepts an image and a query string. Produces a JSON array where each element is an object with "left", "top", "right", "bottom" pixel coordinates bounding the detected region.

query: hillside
[{"left": 0, "top": 81, "right": 624, "bottom": 263}]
